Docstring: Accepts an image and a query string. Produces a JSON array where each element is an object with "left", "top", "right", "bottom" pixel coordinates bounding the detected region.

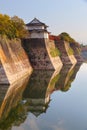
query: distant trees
[{"left": 0, "top": 14, "right": 29, "bottom": 39}]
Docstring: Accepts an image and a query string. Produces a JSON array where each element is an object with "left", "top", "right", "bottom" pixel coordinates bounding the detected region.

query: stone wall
[
  {"left": 0, "top": 75, "right": 29, "bottom": 120},
  {"left": 22, "top": 38, "right": 80, "bottom": 69},
  {"left": 45, "top": 39, "right": 63, "bottom": 70},
  {"left": 64, "top": 41, "right": 77, "bottom": 64},
  {"left": 0, "top": 37, "right": 32, "bottom": 84},
  {"left": 0, "top": 36, "right": 82, "bottom": 84},
  {"left": 54, "top": 40, "right": 75, "bottom": 64},
  {"left": 70, "top": 42, "right": 83, "bottom": 62},
  {"left": 22, "top": 39, "right": 55, "bottom": 70}
]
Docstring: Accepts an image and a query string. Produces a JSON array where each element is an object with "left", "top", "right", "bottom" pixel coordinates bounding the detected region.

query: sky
[{"left": 0, "top": 0, "right": 87, "bottom": 44}]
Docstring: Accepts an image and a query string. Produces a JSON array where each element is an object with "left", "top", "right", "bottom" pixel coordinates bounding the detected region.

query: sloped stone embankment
[{"left": 0, "top": 37, "right": 32, "bottom": 84}]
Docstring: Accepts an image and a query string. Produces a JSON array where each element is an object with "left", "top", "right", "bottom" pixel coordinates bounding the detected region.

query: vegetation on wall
[
  {"left": 50, "top": 74, "right": 60, "bottom": 87},
  {"left": 68, "top": 47, "right": 74, "bottom": 55},
  {"left": 50, "top": 48, "right": 61, "bottom": 57},
  {"left": 0, "top": 14, "right": 29, "bottom": 39}
]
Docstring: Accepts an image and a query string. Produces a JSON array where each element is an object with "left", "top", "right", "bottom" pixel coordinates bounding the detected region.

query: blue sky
[{"left": 0, "top": 0, "right": 87, "bottom": 44}]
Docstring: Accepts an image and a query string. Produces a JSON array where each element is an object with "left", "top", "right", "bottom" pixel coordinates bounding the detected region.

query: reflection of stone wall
[
  {"left": 0, "top": 60, "right": 9, "bottom": 84},
  {"left": 0, "top": 85, "right": 9, "bottom": 106},
  {"left": 23, "top": 70, "right": 53, "bottom": 98},
  {"left": 0, "top": 63, "right": 82, "bottom": 129},
  {"left": 53, "top": 65, "right": 71, "bottom": 90},
  {"left": 23, "top": 70, "right": 53, "bottom": 117},
  {"left": 49, "top": 63, "right": 82, "bottom": 92},
  {"left": 0, "top": 67, "right": 31, "bottom": 129},
  {"left": 60, "top": 64, "right": 82, "bottom": 91}
]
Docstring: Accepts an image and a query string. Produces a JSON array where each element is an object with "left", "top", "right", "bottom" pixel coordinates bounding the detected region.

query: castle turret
[{"left": 26, "top": 18, "right": 49, "bottom": 39}]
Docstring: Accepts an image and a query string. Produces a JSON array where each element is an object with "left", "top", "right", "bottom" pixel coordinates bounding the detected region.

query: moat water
[{"left": 0, "top": 63, "right": 87, "bottom": 130}]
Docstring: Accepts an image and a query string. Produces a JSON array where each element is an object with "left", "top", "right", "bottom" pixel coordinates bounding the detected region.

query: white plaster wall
[
  {"left": 27, "top": 26, "right": 44, "bottom": 30},
  {"left": 44, "top": 32, "right": 49, "bottom": 39},
  {"left": 30, "top": 32, "right": 48, "bottom": 38}
]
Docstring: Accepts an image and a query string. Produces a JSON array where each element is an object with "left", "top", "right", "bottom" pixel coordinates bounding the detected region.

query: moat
[{"left": 0, "top": 63, "right": 87, "bottom": 130}]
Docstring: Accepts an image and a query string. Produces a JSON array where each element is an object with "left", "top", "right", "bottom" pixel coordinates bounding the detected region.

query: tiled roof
[{"left": 26, "top": 18, "right": 48, "bottom": 27}]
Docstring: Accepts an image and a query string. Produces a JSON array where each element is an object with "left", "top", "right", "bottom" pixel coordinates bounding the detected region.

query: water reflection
[
  {"left": 0, "top": 63, "right": 82, "bottom": 130},
  {"left": 0, "top": 76, "right": 29, "bottom": 130},
  {"left": 23, "top": 70, "right": 54, "bottom": 117},
  {"left": 50, "top": 64, "right": 82, "bottom": 92}
]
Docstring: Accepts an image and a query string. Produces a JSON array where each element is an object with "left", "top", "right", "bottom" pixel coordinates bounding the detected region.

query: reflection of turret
[
  {"left": 23, "top": 70, "right": 53, "bottom": 117},
  {"left": 0, "top": 75, "right": 30, "bottom": 130},
  {"left": 25, "top": 94, "right": 50, "bottom": 117}
]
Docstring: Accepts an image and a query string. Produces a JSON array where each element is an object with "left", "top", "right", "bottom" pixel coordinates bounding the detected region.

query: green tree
[
  {"left": 11, "top": 16, "right": 29, "bottom": 38},
  {"left": 58, "top": 32, "right": 75, "bottom": 43},
  {"left": 0, "top": 14, "right": 29, "bottom": 39}
]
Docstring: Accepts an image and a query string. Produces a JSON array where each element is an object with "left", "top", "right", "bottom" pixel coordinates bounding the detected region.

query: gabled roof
[{"left": 26, "top": 18, "right": 48, "bottom": 27}]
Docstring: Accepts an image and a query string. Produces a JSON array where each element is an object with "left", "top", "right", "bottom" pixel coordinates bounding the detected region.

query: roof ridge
[
  {"left": 26, "top": 18, "right": 48, "bottom": 27},
  {"left": 30, "top": 17, "right": 43, "bottom": 24}
]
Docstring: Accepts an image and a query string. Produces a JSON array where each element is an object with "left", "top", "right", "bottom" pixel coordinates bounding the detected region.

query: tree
[
  {"left": 11, "top": 16, "right": 29, "bottom": 38},
  {"left": 0, "top": 14, "right": 29, "bottom": 39},
  {"left": 58, "top": 32, "right": 75, "bottom": 43}
]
